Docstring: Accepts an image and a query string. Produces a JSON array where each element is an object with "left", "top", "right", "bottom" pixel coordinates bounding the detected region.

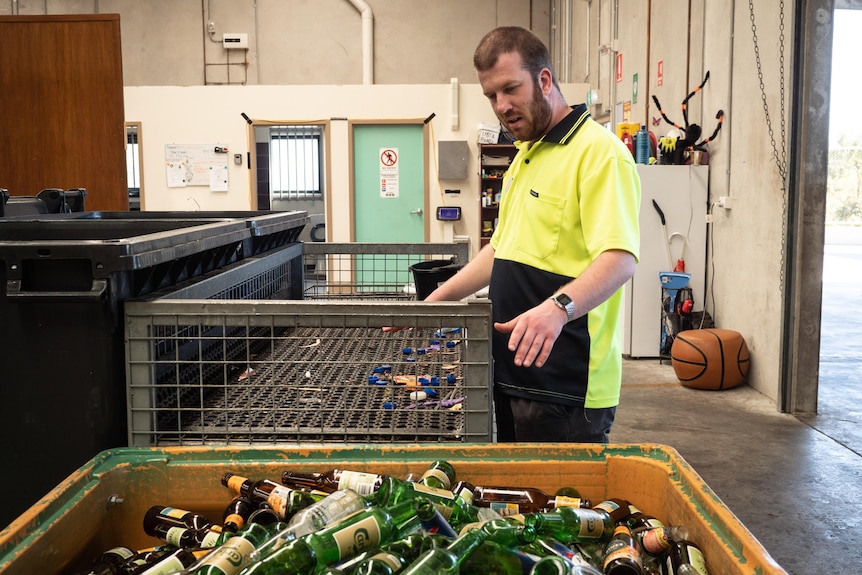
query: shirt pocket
[{"left": 515, "top": 189, "right": 567, "bottom": 259}]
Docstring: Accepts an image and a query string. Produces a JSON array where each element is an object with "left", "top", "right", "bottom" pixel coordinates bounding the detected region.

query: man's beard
[{"left": 505, "top": 81, "right": 553, "bottom": 142}]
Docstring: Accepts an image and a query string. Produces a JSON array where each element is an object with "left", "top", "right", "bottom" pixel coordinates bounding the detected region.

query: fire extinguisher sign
[
  {"left": 379, "top": 148, "right": 399, "bottom": 198},
  {"left": 616, "top": 53, "right": 623, "bottom": 84}
]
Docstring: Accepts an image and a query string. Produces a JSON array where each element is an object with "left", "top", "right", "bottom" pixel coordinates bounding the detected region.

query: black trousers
[{"left": 494, "top": 387, "right": 617, "bottom": 443}]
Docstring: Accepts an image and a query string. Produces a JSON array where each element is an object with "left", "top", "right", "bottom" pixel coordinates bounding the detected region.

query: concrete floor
[{"left": 611, "top": 243, "right": 862, "bottom": 575}]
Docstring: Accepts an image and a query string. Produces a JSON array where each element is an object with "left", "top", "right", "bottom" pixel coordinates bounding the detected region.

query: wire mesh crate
[
  {"left": 301, "top": 241, "right": 469, "bottom": 300},
  {"left": 124, "top": 241, "right": 491, "bottom": 446}
]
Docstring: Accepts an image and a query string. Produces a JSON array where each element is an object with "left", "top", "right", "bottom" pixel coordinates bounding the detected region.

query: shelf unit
[{"left": 479, "top": 143, "right": 518, "bottom": 247}]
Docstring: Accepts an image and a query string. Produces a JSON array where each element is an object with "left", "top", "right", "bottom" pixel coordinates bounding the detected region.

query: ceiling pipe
[{"left": 346, "top": 0, "right": 374, "bottom": 84}]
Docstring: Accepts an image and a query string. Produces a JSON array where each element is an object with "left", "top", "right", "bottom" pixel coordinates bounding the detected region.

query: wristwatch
[{"left": 550, "top": 293, "right": 575, "bottom": 322}]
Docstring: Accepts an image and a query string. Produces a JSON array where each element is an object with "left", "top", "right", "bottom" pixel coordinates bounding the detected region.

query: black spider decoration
[{"left": 652, "top": 71, "right": 725, "bottom": 165}]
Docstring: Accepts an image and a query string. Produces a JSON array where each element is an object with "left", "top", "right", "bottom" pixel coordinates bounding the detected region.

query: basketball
[{"left": 670, "top": 329, "right": 750, "bottom": 390}]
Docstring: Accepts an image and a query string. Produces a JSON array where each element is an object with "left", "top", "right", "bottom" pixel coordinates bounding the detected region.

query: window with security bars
[{"left": 269, "top": 124, "right": 324, "bottom": 200}]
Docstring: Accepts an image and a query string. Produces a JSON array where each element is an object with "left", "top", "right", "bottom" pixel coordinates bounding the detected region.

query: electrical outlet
[
  {"left": 705, "top": 213, "right": 713, "bottom": 223},
  {"left": 716, "top": 196, "right": 731, "bottom": 209}
]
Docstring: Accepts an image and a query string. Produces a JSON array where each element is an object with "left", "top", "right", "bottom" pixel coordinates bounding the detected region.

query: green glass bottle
[
  {"left": 187, "top": 522, "right": 274, "bottom": 575},
  {"left": 398, "top": 528, "right": 487, "bottom": 575},
  {"left": 523, "top": 505, "right": 615, "bottom": 544},
  {"left": 417, "top": 460, "right": 457, "bottom": 491},
  {"left": 375, "top": 476, "right": 479, "bottom": 528},
  {"left": 459, "top": 540, "right": 531, "bottom": 575},
  {"left": 240, "top": 496, "right": 427, "bottom": 575}
]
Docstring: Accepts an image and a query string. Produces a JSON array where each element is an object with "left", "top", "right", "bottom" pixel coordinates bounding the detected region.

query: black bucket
[{"left": 410, "top": 259, "right": 463, "bottom": 300}]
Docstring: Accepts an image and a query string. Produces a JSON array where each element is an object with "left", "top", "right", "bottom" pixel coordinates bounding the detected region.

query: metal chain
[{"left": 749, "top": 0, "right": 788, "bottom": 290}]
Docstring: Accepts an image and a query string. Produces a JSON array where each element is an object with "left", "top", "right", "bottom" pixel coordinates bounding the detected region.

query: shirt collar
[{"left": 542, "top": 103, "right": 590, "bottom": 145}]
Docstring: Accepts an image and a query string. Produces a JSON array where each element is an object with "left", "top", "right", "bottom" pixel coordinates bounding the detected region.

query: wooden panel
[{"left": 0, "top": 14, "right": 127, "bottom": 210}]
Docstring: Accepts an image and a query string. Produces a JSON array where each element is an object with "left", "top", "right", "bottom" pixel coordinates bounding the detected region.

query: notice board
[{"left": 165, "top": 143, "right": 230, "bottom": 191}]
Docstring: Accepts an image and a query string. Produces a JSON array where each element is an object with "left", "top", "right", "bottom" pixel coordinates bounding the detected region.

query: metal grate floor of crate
[{"left": 147, "top": 325, "right": 474, "bottom": 445}]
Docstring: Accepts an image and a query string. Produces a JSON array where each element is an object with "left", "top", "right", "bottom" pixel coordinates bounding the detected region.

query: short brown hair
[{"left": 473, "top": 26, "right": 558, "bottom": 87}]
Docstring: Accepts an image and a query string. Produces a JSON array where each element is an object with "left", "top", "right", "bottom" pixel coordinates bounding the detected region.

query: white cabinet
[{"left": 622, "top": 165, "right": 709, "bottom": 358}]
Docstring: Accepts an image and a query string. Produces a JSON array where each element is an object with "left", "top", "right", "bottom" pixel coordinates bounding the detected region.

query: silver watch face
[{"left": 554, "top": 293, "right": 573, "bottom": 307}]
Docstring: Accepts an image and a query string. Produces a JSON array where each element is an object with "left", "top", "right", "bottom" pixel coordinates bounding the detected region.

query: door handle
[{"left": 410, "top": 208, "right": 423, "bottom": 215}]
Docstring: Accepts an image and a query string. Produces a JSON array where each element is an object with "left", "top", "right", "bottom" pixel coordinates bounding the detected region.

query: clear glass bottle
[
  {"left": 240, "top": 496, "right": 427, "bottom": 575},
  {"left": 249, "top": 488, "right": 374, "bottom": 564}
]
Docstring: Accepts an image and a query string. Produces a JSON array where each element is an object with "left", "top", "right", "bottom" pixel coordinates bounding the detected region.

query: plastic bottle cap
[
  {"left": 383, "top": 401, "right": 397, "bottom": 409},
  {"left": 446, "top": 373, "right": 457, "bottom": 384},
  {"left": 430, "top": 376, "right": 441, "bottom": 386},
  {"left": 402, "top": 347, "right": 413, "bottom": 355},
  {"left": 423, "top": 387, "right": 438, "bottom": 398}
]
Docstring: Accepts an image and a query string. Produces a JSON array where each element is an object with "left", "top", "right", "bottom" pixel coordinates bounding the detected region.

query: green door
[{"left": 352, "top": 123, "right": 427, "bottom": 291}]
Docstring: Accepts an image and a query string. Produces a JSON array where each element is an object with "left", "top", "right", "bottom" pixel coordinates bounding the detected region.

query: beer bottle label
[
  {"left": 410, "top": 482, "right": 456, "bottom": 500},
  {"left": 338, "top": 471, "right": 379, "bottom": 495},
  {"left": 687, "top": 545, "right": 708, "bottom": 574},
  {"left": 332, "top": 516, "right": 383, "bottom": 559},
  {"left": 268, "top": 485, "right": 293, "bottom": 518},
  {"left": 199, "top": 529, "right": 223, "bottom": 548},
  {"left": 578, "top": 509, "right": 610, "bottom": 538},
  {"left": 200, "top": 537, "right": 256, "bottom": 573},
  {"left": 488, "top": 501, "right": 520, "bottom": 516},
  {"left": 420, "top": 468, "right": 451, "bottom": 489},
  {"left": 165, "top": 527, "right": 187, "bottom": 547},
  {"left": 553, "top": 495, "right": 583, "bottom": 508}
]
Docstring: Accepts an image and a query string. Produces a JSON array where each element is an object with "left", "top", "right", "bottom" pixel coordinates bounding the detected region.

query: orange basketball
[{"left": 671, "top": 329, "right": 750, "bottom": 390}]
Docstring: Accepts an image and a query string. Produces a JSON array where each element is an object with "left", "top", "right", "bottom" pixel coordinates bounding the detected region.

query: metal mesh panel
[{"left": 125, "top": 241, "right": 490, "bottom": 446}]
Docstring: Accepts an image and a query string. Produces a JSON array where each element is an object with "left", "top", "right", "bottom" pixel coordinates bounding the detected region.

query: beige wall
[{"left": 3, "top": 0, "right": 808, "bottom": 407}]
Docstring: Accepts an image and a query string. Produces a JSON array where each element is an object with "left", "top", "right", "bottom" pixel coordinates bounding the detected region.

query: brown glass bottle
[
  {"left": 602, "top": 524, "right": 643, "bottom": 575},
  {"left": 593, "top": 498, "right": 637, "bottom": 524},
  {"left": 280, "top": 468, "right": 389, "bottom": 497},
  {"left": 473, "top": 484, "right": 587, "bottom": 515},
  {"left": 222, "top": 496, "right": 256, "bottom": 533},
  {"left": 143, "top": 505, "right": 213, "bottom": 532},
  {"left": 222, "top": 473, "right": 319, "bottom": 520}
]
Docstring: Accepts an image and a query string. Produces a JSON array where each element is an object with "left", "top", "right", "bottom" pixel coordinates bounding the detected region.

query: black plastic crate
[{"left": 0, "top": 211, "right": 307, "bottom": 529}]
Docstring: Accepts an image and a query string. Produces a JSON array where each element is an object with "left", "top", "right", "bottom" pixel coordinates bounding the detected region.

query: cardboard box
[{"left": 0, "top": 444, "right": 787, "bottom": 575}]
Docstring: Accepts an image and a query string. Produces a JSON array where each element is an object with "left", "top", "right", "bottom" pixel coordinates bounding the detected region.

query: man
[{"left": 427, "top": 26, "right": 641, "bottom": 442}]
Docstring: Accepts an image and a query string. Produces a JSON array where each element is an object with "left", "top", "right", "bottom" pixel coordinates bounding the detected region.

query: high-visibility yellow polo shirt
[{"left": 490, "top": 104, "right": 641, "bottom": 408}]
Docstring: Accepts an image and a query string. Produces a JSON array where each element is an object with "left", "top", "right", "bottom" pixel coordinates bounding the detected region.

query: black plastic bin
[
  {"left": 410, "top": 258, "right": 463, "bottom": 300},
  {"left": 0, "top": 211, "right": 307, "bottom": 529}
]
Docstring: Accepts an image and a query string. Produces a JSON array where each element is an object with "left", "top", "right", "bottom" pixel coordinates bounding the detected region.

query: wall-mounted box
[{"left": 223, "top": 33, "right": 248, "bottom": 49}]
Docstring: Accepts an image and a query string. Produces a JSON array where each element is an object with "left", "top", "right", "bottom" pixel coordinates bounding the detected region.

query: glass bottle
[
  {"left": 451, "top": 480, "right": 476, "bottom": 506},
  {"left": 144, "top": 522, "right": 202, "bottom": 549},
  {"left": 280, "top": 468, "right": 389, "bottom": 496},
  {"left": 240, "top": 496, "right": 427, "bottom": 575},
  {"left": 398, "top": 528, "right": 488, "bottom": 575},
  {"left": 414, "top": 495, "right": 457, "bottom": 538},
  {"left": 523, "top": 505, "right": 615, "bottom": 543},
  {"left": 665, "top": 540, "right": 708, "bottom": 575},
  {"left": 530, "top": 555, "right": 606, "bottom": 575},
  {"left": 460, "top": 540, "right": 530, "bottom": 575},
  {"left": 592, "top": 499, "right": 637, "bottom": 524},
  {"left": 417, "top": 460, "right": 456, "bottom": 491},
  {"left": 640, "top": 525, "right": 689, "bottom": 557},
  {"left": 473, "top": 484, "right": 589, "bottom": 515},
  {"left": 375, "top": 476, "right": 480, "bottom": 528},
  {"left": 143, "top": 505, "right": 213, "bottom": 532},
  {"left": 78, "top": 546, "right": 136, "bottom": 575},
  {"left": 222, "top": 473, "right": 321, "bottom": 520},
  {"left": 188, "top": 522, "right": 274, "bottom": 575},
  {"left": 602, "top": 524, "right": 643, "bottom": 575},
  {"left": 249, "top": 488, "right": 373, "bottom": 563},
  {"left": 222, "top": 496, "right": 256, "bottom": 533},
  {"left": 130, "top": 548, "right": 210, "bottom": 575}
]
